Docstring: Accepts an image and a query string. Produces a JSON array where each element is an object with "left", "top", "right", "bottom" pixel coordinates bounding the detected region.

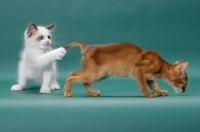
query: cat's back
[
  {"left": 81, "top": 42, "right": 142, "bottom": 68},
  {"left": 97, "top": 42, "right": 141, "bottom": 54},
  {"left": 83, "top": 42, "right": 142, "bottom": 57}
]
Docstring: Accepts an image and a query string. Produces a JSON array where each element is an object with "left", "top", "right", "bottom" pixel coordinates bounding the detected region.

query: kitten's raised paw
[
  {"left": 89, "top": 90, "right": 100, "bottom": 96},
  {"left": 11, "top": 85, "right": 26, "bottom": 91},
  {"left": 55, "top": 47, "right": 66, "bottom": 60},
  {"left": 160, "top": 90, "right": 168, "bottom": 96},
  {"left": 50, "top": 83, "right": 60, "bottom": 90},
  {"left": 64, "top": 91, "right": 73, "bottom": 97},
  {"left": 39, "top": 87, "right": 51, "bottom": 94}
]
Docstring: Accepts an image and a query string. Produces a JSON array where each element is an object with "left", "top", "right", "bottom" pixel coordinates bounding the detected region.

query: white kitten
[{"left": 11, "top": 23, "right": 66, "bottom": 93}]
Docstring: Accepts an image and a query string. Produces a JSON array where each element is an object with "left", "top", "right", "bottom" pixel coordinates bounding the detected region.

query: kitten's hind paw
[
  {"left": 64, "top": 91, "right": 73, "bottom": 97},
  {"left": 11, "top": 85, "right": 26, "bottom": 91},
  {"left": 39, "top": 87, "right": 51, "bottom": 94},
  {"left": 50, "top": 83, "right": 60, "bottom": 90}
]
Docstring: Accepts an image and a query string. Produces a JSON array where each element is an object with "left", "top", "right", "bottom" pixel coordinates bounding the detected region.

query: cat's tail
[{"left": 63, "top": 42, "right": 86, "bottom": 51}]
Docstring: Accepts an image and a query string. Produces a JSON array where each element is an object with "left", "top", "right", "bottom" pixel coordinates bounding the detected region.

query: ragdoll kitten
[
  {"left": 11, "top": 23, "right": 66, "bottom": 93},
  {"left": 63, "top": 42, "right": 188, "bottom": 97}
]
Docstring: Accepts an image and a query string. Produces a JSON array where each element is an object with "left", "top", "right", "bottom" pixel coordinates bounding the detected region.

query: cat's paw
[
  {"left": 160, "top": 90, "right": 168, "bottom": 96},
  {"left": 145, "top": 92, "right": 157, "bottom": 98},
  {"left": 54, "top": 47, "right": 66, "bottom": 60},
  {"left": 64, "top": 91, "right": 73, "bottom": 97},
  {"left": 88, "top": 90, "right": 100, "bottom": 96},
  {"left": 50, "top": 83, "right": 60, "bottom": 90},
  {"left": 39, "top": 87, "right": 51, "bottom": 94},
  {"left": 11, "top": 85, "right": 26, "bottom": 91}
]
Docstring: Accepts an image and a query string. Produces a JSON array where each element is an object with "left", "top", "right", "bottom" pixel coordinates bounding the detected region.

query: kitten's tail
[{"left": 63, "top": 42, "right": 85, "bottom": 51}]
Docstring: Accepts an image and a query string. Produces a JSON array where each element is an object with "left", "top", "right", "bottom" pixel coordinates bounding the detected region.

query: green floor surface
[{"left": 1, "top": 77, "right": 200, "bottom": 132}]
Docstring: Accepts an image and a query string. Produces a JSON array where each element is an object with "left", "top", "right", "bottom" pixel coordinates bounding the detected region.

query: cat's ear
[
  {"left": 27, "top": 24, "right": 38, "bottom": 37},
  {"left": 175, "top": 62, "right": 189, "bottom": 78},
  {"left": 46, "top": 24, "right": 55, "bottom": 30}
]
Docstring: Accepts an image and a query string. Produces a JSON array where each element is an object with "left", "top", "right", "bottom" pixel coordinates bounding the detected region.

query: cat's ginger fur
[{"left": 63, "top": 42, "right": 188, "bottom": 97}]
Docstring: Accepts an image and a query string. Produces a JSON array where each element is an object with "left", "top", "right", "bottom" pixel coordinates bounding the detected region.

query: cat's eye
[
  {"left": 185, "top": 82, "right": 187, "bottom": 86},
  {"left": 39, "top": 35, "right": 44, "bottom": 40},
  {"left": 48, "top": 35, "right": 51, "bottom": 39}
]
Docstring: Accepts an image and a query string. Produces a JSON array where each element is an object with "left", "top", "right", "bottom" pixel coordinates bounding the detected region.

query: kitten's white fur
[{"left": 11, "top": 24, "right": 66, "bottom": 93}]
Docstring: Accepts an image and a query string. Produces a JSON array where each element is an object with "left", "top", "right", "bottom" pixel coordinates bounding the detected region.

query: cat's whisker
[{"left": 51, "top": 44, "right": 60, "bottom": 48}]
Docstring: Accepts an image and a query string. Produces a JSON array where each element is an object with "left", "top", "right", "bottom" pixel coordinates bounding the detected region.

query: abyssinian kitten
[
  {"left": 11, "top": 23, "right": 66, "bottom": 93},
  {"left": 63, "top": 42, "right": 188, "bottom": 97}
]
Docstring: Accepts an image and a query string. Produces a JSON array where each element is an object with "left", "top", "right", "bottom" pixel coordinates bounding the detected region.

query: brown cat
[{"left": 63, "top": 42, "right": 188, "bottom": 97}]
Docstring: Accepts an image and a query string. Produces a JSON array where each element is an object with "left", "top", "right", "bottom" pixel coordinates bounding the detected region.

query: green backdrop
[{"left": 0, "top": 0, "right": 200, "bottom": 132}]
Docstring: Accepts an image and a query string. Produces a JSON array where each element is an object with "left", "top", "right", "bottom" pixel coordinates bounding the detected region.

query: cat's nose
[{"left": 46, "top": 40, "right": 50, "bottom": 45}]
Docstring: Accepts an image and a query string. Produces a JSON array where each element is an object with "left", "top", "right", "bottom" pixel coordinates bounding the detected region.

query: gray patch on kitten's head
[{"left": 46, "top": 24, "right": 55, "bottom": 30}]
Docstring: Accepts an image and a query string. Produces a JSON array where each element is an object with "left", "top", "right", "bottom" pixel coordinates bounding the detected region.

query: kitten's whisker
[{"left": 51, "top": 44, "right": 59, "bottom": 48}]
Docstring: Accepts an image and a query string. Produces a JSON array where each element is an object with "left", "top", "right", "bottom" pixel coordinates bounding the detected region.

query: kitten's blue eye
[
  {"left": 39, "top": 35, "right": 44, "bottom": 40},
  {"left": 48, "top": 35, "right": 51, "bottom": 39}
]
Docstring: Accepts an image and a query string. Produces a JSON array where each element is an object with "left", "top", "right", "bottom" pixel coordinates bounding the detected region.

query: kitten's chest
[
  {"left": 24, "top": 49, "right": 50, "bottom": 63},
  {"left": 25, "top": 48, "right": 50, "bottom": 57},
  {"left": 28, "top": 66, "right": 53, "bottom": 82}
]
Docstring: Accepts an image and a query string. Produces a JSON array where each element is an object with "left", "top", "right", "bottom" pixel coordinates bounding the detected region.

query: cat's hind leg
[
  {"left": 11, "top": 63, "right": 27, "bottom": 91},
  {"left": 11, "top": 84, "right": 26, "bottom": 91},
  {"left": 11, "top": 77, "right": 26, "bottom": 91},
  {"left": 64, "top": 69, "right": 100, "bottom": 97}
]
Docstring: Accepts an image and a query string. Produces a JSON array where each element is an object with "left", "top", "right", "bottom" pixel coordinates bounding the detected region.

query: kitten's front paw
[
  {"left": 160, "top": 90, "right": 168, "bottom": 96},
  {"left": 55, "top": 47, "right": 66, "bottom": 60},
  {"left": 145, "top": 92, "right": 157, "bottom": 98},
  {"left": 40, "top": 87, "right": 51, "bottom": 94},
  {"left": 64, "top": 91, "right": 73, "bottom": 97},
  {"left": 89, "top": 90, "right": 100, "bottom": 96},
  {"left": 50, "top": 83, "right": 60, "bottom": 90},
  {"left": 11, "top": 85, "right": 26, "bottom": 91}
]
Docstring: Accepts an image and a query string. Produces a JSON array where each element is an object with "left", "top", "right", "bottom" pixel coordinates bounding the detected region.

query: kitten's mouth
[
  {"left": 40, "top": 43, "right": 50, "bottom": 49},
  {"left": 173, "top": 87, "right": 183, "bottom": 93},
  {"left": 45, "top": 41, "right": 50, "bottom": 46},
  {"left": 44, "top": 43, "right": 50, "bottom": 47}
]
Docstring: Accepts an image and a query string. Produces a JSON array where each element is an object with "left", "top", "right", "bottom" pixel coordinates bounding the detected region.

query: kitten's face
[
  {"left": 167, "top": 61, "right": 189, "bottom": 93},
  {"left": 25, "top": 24, "right": 55, "bottom": 49}
]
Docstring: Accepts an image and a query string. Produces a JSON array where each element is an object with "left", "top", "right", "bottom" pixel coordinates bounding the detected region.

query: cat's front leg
[
  {"left": 36, "top": 47, "right": 66, "bottom": 68},
  {"left": 50, "top": 81, "right": 60, "bottom": 90},
  {"left": 146, "top": 80, "right": 168, "bottom": 96},
  {"left": 134, "top": 72, "right": 157, "bottom": 97},
  {"left": 51, "top": 47, "right": 66, "bottom": 60},
  {"left": 50, "top": 66, "right": 60, "bottom": 90},
  {"left": 39, "top": 70, "right": 52, "bottom": 94}
]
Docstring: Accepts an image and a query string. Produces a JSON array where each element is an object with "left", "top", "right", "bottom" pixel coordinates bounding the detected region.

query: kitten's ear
[
  {"left": 27, "top": 24, "right": 38, "bottom": 37},
  {"left": 46, "top": 24, "right": 55, "bottom": 30},
  {"left": 174, "top": 61, "right": 183, "bottom": 65},
  {"left": 175, "top": 62, "right": 189, "bottom": 78}
]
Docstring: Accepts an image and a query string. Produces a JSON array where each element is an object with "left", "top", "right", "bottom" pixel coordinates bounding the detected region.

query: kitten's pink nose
[{"left": 46, "top": 40, "right": 50, "bottom": 45}]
